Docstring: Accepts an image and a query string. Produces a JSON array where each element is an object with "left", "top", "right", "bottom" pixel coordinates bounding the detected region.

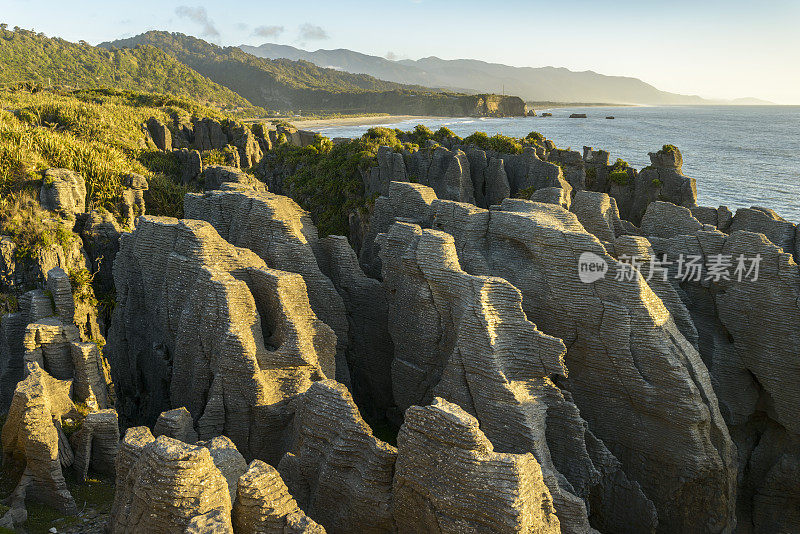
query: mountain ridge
[{"left": 241, "top": 42, "right": 772, "bottom": 106}]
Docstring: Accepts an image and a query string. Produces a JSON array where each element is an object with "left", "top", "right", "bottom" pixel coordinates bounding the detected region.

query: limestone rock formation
[
  {"left": 570, "top": 190, "right": 628, "bottom": 245},
  {"left": 70, "top": 408, "right": 119, "bottom": 481},
  {"left": 23, "top": 317, "right": 80, "bottom": 380},
  {"left": 40, "top": 168, "right": 86, "bottom": 216},
  {"left": 316, "top": 235, "right": 394, "bottom": 421},
  {"left": 199, "top": 435, "right": 248, "bottom": 503},
  {"left": 279, "top": 380, "right": 396, "bottom": 533},
  {"left": 631, "top": 147, "right": 697, "bottom": 223},
  {"left": 727, "top": 206, "right": 798, "bottom": 260},
  {"left": 233, "top": 459, "right": 325, "bottom": 534},
  {"left": 640, "top": 201, "right": 704, "bottom": 238},
  {"left": 70, "top": 341, "right": 113, "bottom": 408},
  {"left": 79, "top": 209, "right": 122, "bottom": 294},
  {"left": 530, "top": 186, "right": 571, "bottom": 209},
  {"left": 1, "top": 362, "right": 77, "bottom": 515},
  {"left": 381, "top": 221, "right": 657, "bottom": 534},
  {"left": 107, "top": 216, "right": 334, "bottom": 460},
  {"left": 153, "top": 407, "right": 199, "bottom": 444},
  {"left": 368, "top": 182, "right": 737, "bottom": 532},
  {"left": 146, "top": 117, "right": 172, "bottom": 151},
  {"left": 110, "top": 433, "right": 234, "bottom": 533},
  {"left": 184, "top": 189, "right": 349, "bottom": 384},
  {"left": 121, "top": 172, "right": 148, "bottom": 227},
  {"left": 174, "top": 148, "right": 204, "bottom": 184},
  {"left": 394, "top": 397, "right": 561, "bottom": 534},
  {"left": 646, "top": 229, "right": 800, "bottom": 533},
  {"left": 203, "top": 165, "right": 266, "bottom": 192}
]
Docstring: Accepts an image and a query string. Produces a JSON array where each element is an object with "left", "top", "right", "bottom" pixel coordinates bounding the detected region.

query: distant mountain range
[
  {"left": 99, "top": 32, "right": 526, "bottom": 116},
  {"left": 241, "top": 43, "right": 772, "bottom": 106}
]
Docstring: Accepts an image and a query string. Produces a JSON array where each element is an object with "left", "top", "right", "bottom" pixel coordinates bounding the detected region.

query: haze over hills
[
  {"left": 241, "top": 43, "right": 772, "bottom": 106},
  {"left": 101, "top": 31, "right": 527, "bottom": 116}
]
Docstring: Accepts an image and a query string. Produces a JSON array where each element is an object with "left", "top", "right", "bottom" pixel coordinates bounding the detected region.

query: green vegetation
[
  {"left": 0, "top": 26, "right": 254, "bottom": 111},
  {"left": 0, "top": 86, "right": 214, "bottom": 223},
  {"left": 462, "top": 131, "right": 523, "bottom": 154},
  {"left": 263, "top": 127, "right": 408, "bottom": 236},
  {"left": 652, "top": 178, "right": 663, "bottom": 187},
  {"left": 662, "top": 144, "right": 678, "bottom": 153},
  {"left": 433, "top": 126, "right": 460, "bottom": 143},
  {"left": 516, "top": 186, "right": 536, "bottom": 199},
  {"left": 608, "top": 158, "right": 631, "bottom": 186}
]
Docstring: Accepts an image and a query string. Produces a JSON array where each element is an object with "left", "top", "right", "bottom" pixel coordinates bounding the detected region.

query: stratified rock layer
[
  {"left": 381, "top": 221, "right": 656, "bottom": 534},
  {"left": 233, "top": 459, "right": 325, "bottom": 534},
  {"left": 107, "top": 216, "right": 334, "bottom": 460},
  {"left": 110, "top": 432, "right": 233, "bottom": 533},
  {"left": 394, "top": 397, "right": 561, "bottom": 534},
  {"left": 367, "top": 182, "right": 736, "bottom": 533},
  {"left": 184, "top": 189, "right": 348, "bottom": 383},
  {"left": 279, "top": 380, "right": 396, "bottom": 533}
]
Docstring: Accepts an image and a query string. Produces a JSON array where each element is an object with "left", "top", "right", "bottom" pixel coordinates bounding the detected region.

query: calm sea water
[{"left": 317, "top": 106, "right": 800, "bottom": 223}]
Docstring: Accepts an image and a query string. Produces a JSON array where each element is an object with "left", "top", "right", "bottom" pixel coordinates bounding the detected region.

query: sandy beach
[{"left": 289, "top": 115, "right": 434, "bottom": 130}]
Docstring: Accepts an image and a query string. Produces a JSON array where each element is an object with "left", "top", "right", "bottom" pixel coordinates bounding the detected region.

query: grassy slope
[{"left": 0, "top": 26, "right": 254, "bottom": 110}]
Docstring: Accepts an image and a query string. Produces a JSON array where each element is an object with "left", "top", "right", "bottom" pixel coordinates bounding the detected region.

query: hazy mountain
[
  {"left": 101, "top": 32, "right": 526, "bottom": 116},
  {"left": 242, "top": 43, "right": 768, "bottom": 106}
]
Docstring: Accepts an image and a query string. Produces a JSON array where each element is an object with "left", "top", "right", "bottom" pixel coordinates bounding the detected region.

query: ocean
[{"left": 316, "top": 106, "right": 800, "bottom": 224}]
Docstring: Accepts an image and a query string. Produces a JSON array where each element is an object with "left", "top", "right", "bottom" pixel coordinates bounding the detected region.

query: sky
[{"left": 1, "top": 0, "right": 799, "bottom": 104}]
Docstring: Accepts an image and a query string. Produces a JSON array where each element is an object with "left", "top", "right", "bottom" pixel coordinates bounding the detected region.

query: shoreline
[{"left": 290, "top": 115, "right": 436, "bottom": 130}]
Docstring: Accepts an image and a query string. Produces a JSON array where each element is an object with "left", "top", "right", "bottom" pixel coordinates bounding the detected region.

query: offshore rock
[
  {"left": 279, "top": 380, "right": 396, "bottom": 533},
  {"left": 40, "top": 168, "right": 86, "bottom": 216},
  {"left": 381, "top": 222, "right": 656, "bottom": 534},
  {"left": 184, "top": 189, "right": 349, "bottom": 384},
  {"left": 1, "top": 362, "right": 77, "bottom": 515},
  {"left": 107, "top": 216, "right": 333, "bottom": 460},
  {"left": 109, "top": 434, "right": 233, "bottom": 533},
  {"left": 70, "top": 408, "right": 119, "bottom": 481},
  {"left": 233, "top": 459, "right": 326, "bottom": 534},
  {"left": 393, "top": 398, "right": 561, "bottom": 534}
]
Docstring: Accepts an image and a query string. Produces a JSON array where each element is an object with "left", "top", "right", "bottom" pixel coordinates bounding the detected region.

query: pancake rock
[
  {"left": 184, "top": 189, "right": 350, "bottom": 384},
  {"left": 79, "top": 208, "right": 123, "bottom": 294},
  {"left": 317, "top": 235, "right": 395, "bottom": 421},
  {"left": 645, "top": 228, "right": 800, "bottom": 533},
  {"left": 153, "top": 406, "right": 199, "bottom": 444},
  {"left": 233, "top": 459, "right": 326, "bottom": 534},
  {"left": 199, "top": 435, "right": 249, "bottom": 503},
  {"left": 631, "top": 146, "right": 697, "bottom": 224},
  {"left": 366, "top": 182, "right": 736, "bottom": 532},
  {"left": 70, "top": 408, "right": 119, "bottom": 481},
  {"left": 110, "top": 432, "right": 234, "bottom": 533},
  {"left": 121, "top": 172, "right": 148, "bottom": 228},
  {"left": 278, "top": 380, "right": 396, "bottom": 533},
  {"left": 393, "top": 397, "right": 561, "bottom": 534},
  {"left": 106, "top": 216, "right": 334, "bottom": 460},
  {"left": 70, "top": 341, "right": 113, "bottom": 409},
  {"left": 381, "top": 222, "right": 656, "bottom": 534},
  {"left": 1, "top": 362, "right": 77, "bottom": 515},
  {"left": 203, "top": 165, "right": 266, "bottom": 192},
  {"left": 40, "top": 168, "right": 86, "bottom": 216}
]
